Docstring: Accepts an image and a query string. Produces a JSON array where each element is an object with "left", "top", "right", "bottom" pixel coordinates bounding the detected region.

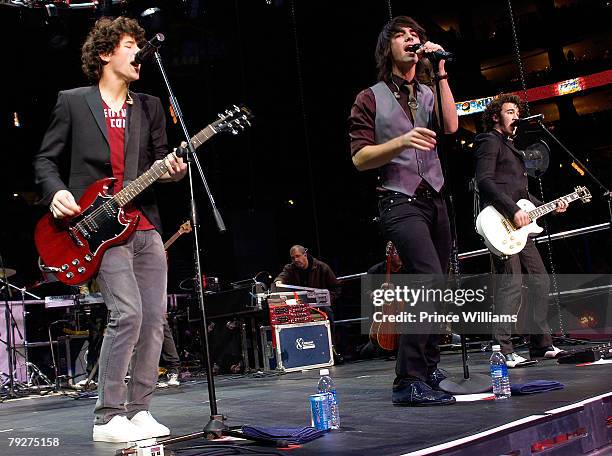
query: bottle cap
[
  {"left": 492, "top": 345, "right": 501, "bottom": 352},
  {"left": 319, "top": 368, "right": 329, "bottom": 376}
]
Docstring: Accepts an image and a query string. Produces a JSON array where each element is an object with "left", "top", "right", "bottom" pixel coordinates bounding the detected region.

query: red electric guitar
[{"left": 35, "top": 105, "right": 252, "bottom": 286}]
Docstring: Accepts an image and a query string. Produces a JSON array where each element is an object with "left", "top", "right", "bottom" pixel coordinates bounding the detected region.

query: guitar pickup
[
  {"left": 80, "top": 227, "right": 91, "bottom": 239},
  {"left": 68, "top": 227, "right": 84, "bottom": 247}
]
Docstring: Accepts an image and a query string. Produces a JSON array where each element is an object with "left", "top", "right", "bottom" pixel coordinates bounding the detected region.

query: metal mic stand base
[
  {"left": 204, "top": 414, "right": 228, "bottom": 438},
  {"left": 439, "top": 375, "right": 491, "bottom": 395},
  {"left": 438, "top": 334, "right": 492, "bottom": 395},
  {"left": 116, "top": 419, "right": 290, "bottom": 455}
]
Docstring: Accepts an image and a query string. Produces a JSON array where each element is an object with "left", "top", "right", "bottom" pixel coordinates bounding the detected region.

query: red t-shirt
[{"left": 103, "top": 101, "right": 155, "bottom": 230}]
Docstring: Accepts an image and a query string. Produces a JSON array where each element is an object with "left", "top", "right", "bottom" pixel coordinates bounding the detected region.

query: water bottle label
[{"left": 490, "top": 365, "right": 507, "bottom": 378}]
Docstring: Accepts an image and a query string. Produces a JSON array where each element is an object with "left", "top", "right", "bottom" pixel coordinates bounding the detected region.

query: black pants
[
  {"left": 492, "top": 239, "right": 553, "bottom": 354},
  {"left": 378, "top": 191, "right": 451, "bottom": 381},
  {"left": 160, "top": 318, "right": 181, "bottom": 374}
]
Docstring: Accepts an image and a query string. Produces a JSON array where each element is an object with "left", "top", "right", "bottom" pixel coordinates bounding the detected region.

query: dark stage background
[{"left": 0, "top": 0, "right": 610, "bottom": 297}]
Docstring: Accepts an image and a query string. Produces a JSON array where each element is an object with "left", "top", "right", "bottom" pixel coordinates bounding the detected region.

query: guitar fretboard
[
  {"left": 113, "top": 125, "right": 218, "bottom": 208},
  {"left": 527, "top": 192, "right": 580, "bottom": 220},
  {"left": 190, "top": 125, "right": 216, "bottom": 149},
  {"left": 114, "top": 160, "right": 169, "bottom": 207}
]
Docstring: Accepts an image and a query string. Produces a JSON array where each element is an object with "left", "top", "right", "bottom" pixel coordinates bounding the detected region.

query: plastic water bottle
[
  {"left": 490, "top": 345, "right": 511, "bottom": 400},
  {"left": 317, "top": 369, "right": 340, "bottom": 429}
]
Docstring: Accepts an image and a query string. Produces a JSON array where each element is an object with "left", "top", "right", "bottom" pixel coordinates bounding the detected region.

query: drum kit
[{"left": 0, "top": 268, "right": 16, "bottom": 279}]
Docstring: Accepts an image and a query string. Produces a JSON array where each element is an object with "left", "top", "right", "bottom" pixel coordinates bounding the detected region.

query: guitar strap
[{"left": 123, "top": 91, "right": 143, "bottom": 189}]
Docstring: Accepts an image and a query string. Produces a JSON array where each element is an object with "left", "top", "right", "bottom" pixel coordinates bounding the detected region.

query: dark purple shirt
[{"left": 348, "top": 75, "right": 418, "bottom": 156}]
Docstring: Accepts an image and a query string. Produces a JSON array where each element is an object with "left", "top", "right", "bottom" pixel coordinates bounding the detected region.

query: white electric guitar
[{"left": 476, "top": 186, "right": 591, "bottom": 257}]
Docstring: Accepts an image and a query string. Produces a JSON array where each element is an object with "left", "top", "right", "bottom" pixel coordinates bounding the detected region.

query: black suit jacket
[
  {"left": 33, "top": 86, "right": 168, "bottom": 233},
  {"left": 474, "top": 130, "right": 542, "bottom": 219}
]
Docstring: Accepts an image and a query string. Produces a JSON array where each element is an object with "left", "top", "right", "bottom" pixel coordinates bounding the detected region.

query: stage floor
[{"left": 0, "top": 350, "right": 610, "bottom": 456}]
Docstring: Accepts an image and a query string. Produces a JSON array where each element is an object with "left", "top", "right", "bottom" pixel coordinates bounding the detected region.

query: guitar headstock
[
  {"left": 213, "top": 105, "right": 253, "bottom": 135},
  {"left": 574, "top": 186, "right": 592, "bottom": 203},
  {"left": 179, "top": 220, "right": 192, "bottom": 235},
  {"left": 385, "top": 241, "right": 396, "bottom": 258}
]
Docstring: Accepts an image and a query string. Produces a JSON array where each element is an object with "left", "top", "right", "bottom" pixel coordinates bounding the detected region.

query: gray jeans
[{"left": 94, "top": 230, "right": 167, "bottom": 424}]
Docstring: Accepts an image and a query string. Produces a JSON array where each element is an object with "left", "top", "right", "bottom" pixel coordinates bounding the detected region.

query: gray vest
[{"left": 371, "top": 81, "right": 444, "bottom": 195}]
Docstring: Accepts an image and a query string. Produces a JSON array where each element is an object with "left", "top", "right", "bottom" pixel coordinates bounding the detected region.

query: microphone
[
  {"left": 512, "top": 114, "right": 544, "bottom": 127},
  {"left": 405, "top": 44, "right": 454, "bottom": 61},
  {"left": 133, "top": 33, "right": 165, "bottom": 65}
]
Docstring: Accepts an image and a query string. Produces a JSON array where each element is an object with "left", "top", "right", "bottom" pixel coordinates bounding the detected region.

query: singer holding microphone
[
  {"left": 33, "top": 17, "right": 186, "bottom": 442},
  {"left": 349, "top": 16, "right": 458, "bottom": 406},
  {"left": 474, "top": 94, "right": 567, "bottom": 368}
]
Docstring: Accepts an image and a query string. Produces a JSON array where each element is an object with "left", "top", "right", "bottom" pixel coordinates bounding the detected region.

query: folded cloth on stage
[
  {"left": 241, "top": 425, "right": 326, "bottom": 444},
  {"left": 510, "top": 380, "right": 564, "bottom": 395}
]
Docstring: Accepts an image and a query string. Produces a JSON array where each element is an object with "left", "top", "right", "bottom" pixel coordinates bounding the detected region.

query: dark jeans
[
  {"left": 160, "top": 318, "right": 180, "bottom": 374},
  {"left": 378, "top": 190, "right": 451, "bottom": 381},
  {"left": 94, "top": 230, "right": 167, "bottom": 424},
  {"left": 492, "top": 239, "right": 553, "bottom": 354}
]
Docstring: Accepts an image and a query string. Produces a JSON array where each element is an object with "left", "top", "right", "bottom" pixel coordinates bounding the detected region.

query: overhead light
[{"left": 141, "top": 7, "right": 161, "bottom": 17}]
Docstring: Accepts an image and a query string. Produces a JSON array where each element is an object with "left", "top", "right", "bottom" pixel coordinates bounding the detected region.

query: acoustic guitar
[{"left": 369, "top": 241, "right": 402, "bottom": 352}]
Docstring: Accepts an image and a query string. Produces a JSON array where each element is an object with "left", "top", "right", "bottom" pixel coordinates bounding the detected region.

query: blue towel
[
  {"left": 241, "top": 425, "right": 326, "bottom": 444},
  {"left": 510, "top": 379, "right": 564, "bottom": 395}
]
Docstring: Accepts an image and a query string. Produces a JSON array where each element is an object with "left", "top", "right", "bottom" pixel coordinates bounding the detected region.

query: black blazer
[
  {"left": 474, "top": 130, "right": 542, "bottom": 219},
  {"left": 33, "top": 85, "right": 169, "bottom": 233}
]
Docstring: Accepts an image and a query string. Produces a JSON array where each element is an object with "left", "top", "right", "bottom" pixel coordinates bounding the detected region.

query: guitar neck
[
  {"left": 190, "top": 124, "right": 217, "bottom": 149},
  {"left": 114, "top": 160, "right": 169, "bottom": 207},
  {"left": 113, "top": 125, "right": 217, "bottom": 208},
  {"left": 164, "top": 230, "right": 182, "bottom": 251},
  {"left": 527, "top": 191, "right": 579, "bottom": 220}
]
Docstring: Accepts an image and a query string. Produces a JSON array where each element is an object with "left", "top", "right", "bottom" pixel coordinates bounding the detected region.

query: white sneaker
[
  {"left": 543, "top": 346, "right": 566, "bottom": 358},
  {"left": 156, "top": 380, "right": 169, "bottom": 388},
  {"left": 167, "top": 373, "right": 180, "bottom": 387},
  {"left": 505, "top": 352, "right": 534, "bottom": 368},
  {"left": 93, "top": 415, "right": 150, "bottom": 443},
  {"left": 75, "top": 378, "right": 97, "bottom": 389},
  {"left": 130, "top": 411, "right": 170, "bottom": 438}
]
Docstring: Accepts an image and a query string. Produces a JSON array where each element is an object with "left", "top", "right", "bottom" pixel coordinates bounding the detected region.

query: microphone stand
[
  {"left": 531, "top": 120, "right": 611, "bottom": 343},
  {"left": 428, "top": 55, "right": 490, "bottom": 394},
  {"left": 534, "top": 120, "right": 611, "bottom": 223},
  {"left": 151, "top": 48, "right": 228, "bottom": 438},
  {"left": 117, "top": 45, "right": 279, "bottom": 456}
]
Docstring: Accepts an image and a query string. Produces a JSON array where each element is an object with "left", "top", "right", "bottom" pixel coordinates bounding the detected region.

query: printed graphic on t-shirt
[
  {"left": 104, "top": 107, "right": 127, "bottom": 129},
  {"left": 102, "top": 101, "right": 155, "bottom": 231}
]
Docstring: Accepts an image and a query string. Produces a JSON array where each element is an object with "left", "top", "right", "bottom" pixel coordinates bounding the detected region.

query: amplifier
[{"left": 260, "top": 321, "right": 333, "bottom": 372}]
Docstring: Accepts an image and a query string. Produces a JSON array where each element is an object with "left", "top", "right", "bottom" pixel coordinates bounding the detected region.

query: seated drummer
[{"left": 274, "top": 245, "right": 342, "bottom": 361}]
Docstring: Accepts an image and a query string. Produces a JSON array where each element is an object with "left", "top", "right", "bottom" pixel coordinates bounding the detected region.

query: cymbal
[{"left": 0, "top": 268, "right": 16, "bottom": 279}]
